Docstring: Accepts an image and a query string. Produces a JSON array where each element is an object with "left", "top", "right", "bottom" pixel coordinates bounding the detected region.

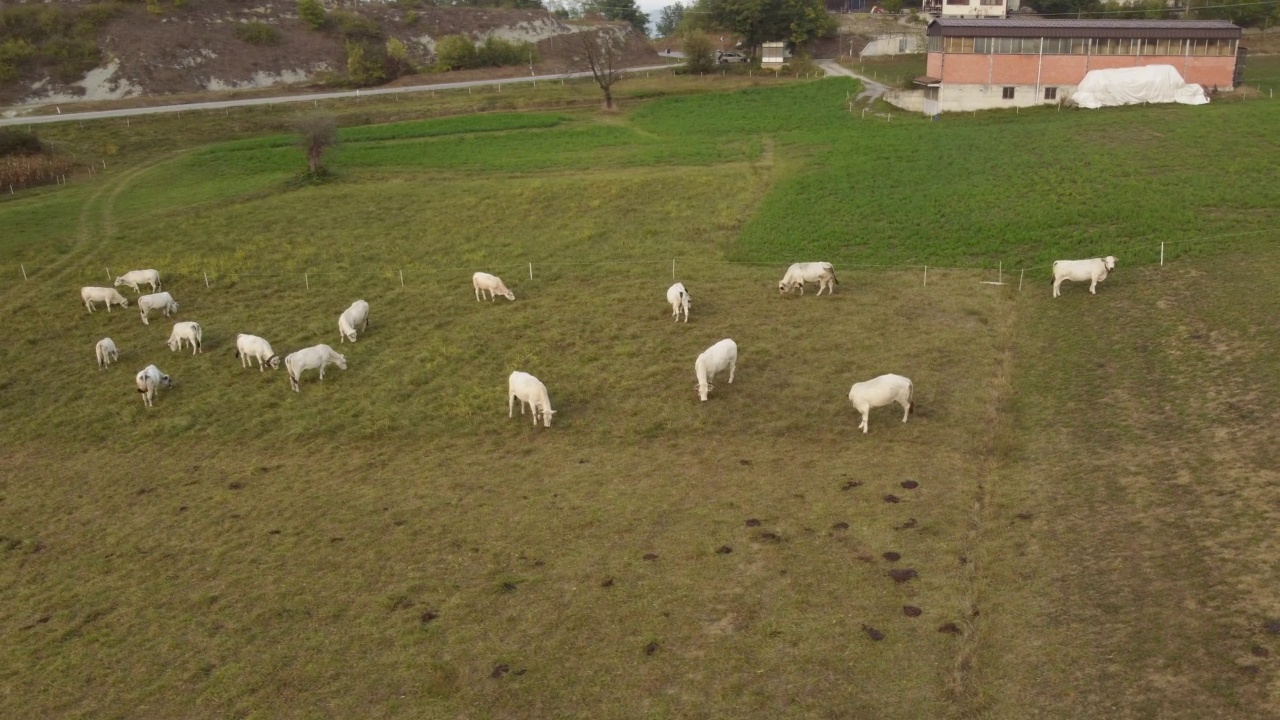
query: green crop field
[{"left": 1, "top": 78, "right": 1279, "bottom": 719}]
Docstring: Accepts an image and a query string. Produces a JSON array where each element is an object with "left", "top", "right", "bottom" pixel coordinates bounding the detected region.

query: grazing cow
[
  {"left": 81, "top": 287, "right": 129, "bottom": 313},
  {"left": 848, "top": 374, "right": 914, "bottom": 434},
  {"left": 235, "top": 334, "right": 280, "bottom": 371},
  {"left": 138, "top": 292, "right": 178, "bottom": 325},
  {"left": 135, "top": 364, "right": 172, "bottom": 407},
  {"left": 114, "top": 269, "right": 161, "bottom": 293},
  {"left": 695, "top": 338, "right": 737, "bottom": 402},
  {"left": 508, "top": 371, "right": 555, "bottom": 427},
  {"left": 95, "top": 338, "right": 119, "bottom": 369},
  {"left": 1052, "top": 256, "right": 1117, "bottom": 297},
  {"left": 473, "top": 272, "right": 515, "bottom": 302},
  {"left": 166, "top": 321, "right": 202, "bottom": 355},
  {"left": 338, "top": 300, "right": 370, "bottom": 343},
  {"left": 666, "top": 282, "right": 691, "bottom": 323},
  {"left": 778, "top": 262, "right": 838, "bottom": 296},
  {"left": 285, "top": 344, "right": 347, "bottom": 392}
]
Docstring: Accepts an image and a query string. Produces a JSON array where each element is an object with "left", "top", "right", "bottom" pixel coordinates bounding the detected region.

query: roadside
[
  {"left": 819, "top": 60, "right": 889, "bottom": 102},
  {"left": 0, "top": 63, "right": 683, "bottom": 127}
]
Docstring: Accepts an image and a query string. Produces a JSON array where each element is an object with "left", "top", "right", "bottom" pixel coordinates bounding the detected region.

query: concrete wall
[{"left": 860, "top": 34, "right": 927, "bottom": 58}]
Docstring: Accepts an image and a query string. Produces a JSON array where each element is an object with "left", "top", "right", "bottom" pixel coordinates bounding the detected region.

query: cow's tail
[
  {"left": 908, "top": 380, "right": 915, "bottom": 415},
  {"left": 830, "top": 265, "right": 839, "bottom": 285}
]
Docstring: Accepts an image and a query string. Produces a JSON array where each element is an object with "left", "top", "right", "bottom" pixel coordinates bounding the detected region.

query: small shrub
[
  {"left": 682, "top": 31, "right": 714, "bottom": 74},
  {"left": 346, "top": 40, "right": 387, "bottom": 86},
  {"left": 234, "top": 21, "right": 281, "bottom": 46},
  {"left": 404, "top": 10, "right": 420, "bottom": 26},
  {"left": 476, "top": 36, "right": 534, "bottom": 68},
  {"left": 330, "top": 10, "right": 381, "bottom": 41},
  {"left": 294, "top": 111, "right": 337, "bottom": 174},
  {"left": 385, "top": 37, "right": 414, "bottom": 77},
  {"left": 0, "top": 129, "right": 43, "bottom": 157},
  {"left": 297, "top": 0, "right": 326, "bottom": 30},
  {"left": 434, "top": 34, "right": 476, "bottom": 71}
]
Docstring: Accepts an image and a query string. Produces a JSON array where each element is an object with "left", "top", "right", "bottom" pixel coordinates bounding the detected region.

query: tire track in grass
[{"left": 9, "top": 151, "right": 194, "bottom": 298}]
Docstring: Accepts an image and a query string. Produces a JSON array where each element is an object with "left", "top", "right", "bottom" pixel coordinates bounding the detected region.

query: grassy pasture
[{"left": 2, "top": 78, "right": 1280, "bottom": 717}]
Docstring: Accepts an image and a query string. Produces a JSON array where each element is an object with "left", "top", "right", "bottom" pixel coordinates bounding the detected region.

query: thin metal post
[
  {"left": 305, "top": 272, "right": 309, "bottom": 290},
  {"left": 998, "top": 262, "right": 1003, "bottom": 284},
  {"left": 399, "top": 269, "right": 405, "bottom": 288},
  {"left": 1160, "top": 242, "right": 1164, "bottom": 266},
  {"left": 923, "top": 265, "right": 927, "bottom": 287},
  {"left": 204, "top": 272, "right": 209, "bottom": 288},
  {"left": 1018, "top": 269, "right": 1024, "bottom": 292},
  {"left": 21, "top": 264, "right": 28, "bottom": 280},
  {"left": 528, "top": 262, "right": 533, "bottom": 280},
  {"left": 672, "top": 258, "right": 676, "bottom": 280},
  {"left": 105, "top": 267, "right": 111, "bottom": 281}
]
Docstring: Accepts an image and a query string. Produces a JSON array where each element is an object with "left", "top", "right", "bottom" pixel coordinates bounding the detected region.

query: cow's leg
[
  {"left": 1052, "top": 278, "right": 1063, "bottom": 298},
  {"left": 509, "top": 393, "right": 515, "bottom": 418},
  {"left": 728, "top": 359, "right": 736, "bottom": 384},
  {"left": 900, "top": 398, "right": 910, "bottom": 423},
  {"left": 859, "top": 409, "right": 869, "bottom": 433},
  {"left": 1089, "top": 277, "right": 1098, "bottom": 294}
]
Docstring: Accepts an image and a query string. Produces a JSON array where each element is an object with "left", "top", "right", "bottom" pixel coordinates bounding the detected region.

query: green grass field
[{"left": 2, "top": 77, "right": 1279, "bottom": 718}]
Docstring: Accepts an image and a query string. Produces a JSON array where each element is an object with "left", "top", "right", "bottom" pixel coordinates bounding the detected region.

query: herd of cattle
[{"left": 77, "top": 256, "right": 1117, "bottom": 430}]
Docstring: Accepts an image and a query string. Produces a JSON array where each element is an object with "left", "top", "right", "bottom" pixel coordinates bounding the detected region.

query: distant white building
[{"left": 922, "top": 0, "right": 1008, "bottom": 19}]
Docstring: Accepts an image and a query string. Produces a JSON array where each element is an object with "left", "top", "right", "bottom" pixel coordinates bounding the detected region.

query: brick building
[{"left": 912, "top": 19, "right": 1242, "bottom": 113}]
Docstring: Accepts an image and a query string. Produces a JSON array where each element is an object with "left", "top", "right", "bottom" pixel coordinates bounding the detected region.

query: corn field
[{"left": 1, "top": 154, "right": 74, "bottom": 190}]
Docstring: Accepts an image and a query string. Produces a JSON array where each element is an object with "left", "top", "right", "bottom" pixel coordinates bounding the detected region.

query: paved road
[
  {"left": 819, "top": 60, "right": 890, "bottom": 103},
  {"left": 0, "top": 63, "right": 682, "bottom": 127}
]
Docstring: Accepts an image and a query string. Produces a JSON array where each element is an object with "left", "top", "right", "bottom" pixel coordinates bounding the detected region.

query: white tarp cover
[{"left": 1072, "top": 65, "right": 1209, "bottom": 109}]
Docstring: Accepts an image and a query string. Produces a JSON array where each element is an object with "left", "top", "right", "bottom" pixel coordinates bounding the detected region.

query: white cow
[
  {"left": 166, "top": 321, "right": 202, "bottom": 355},
  {"left": 285, "top": 344, "right": 347, "bottom": 392},
  {"left": 1052, "top": 256, "right": 1117, "bottom": 297},
  {"left": 135, "top": 364, "right": 172, "bottom": 407},
  {"left": 338, "top": 300, "right": 370, "bottom": 343},
  {"left": 114, "top": 269, "right": 161, "bottom": 293},
  {"left": 508, "top": 371, "right": 555, "bottom": 427},
  {"left": 235, "top": 334, "right": 280, "bottom": 371},
  {"left": 81, "top": 287, "right": 129, "bottom": 313},
  {"left": 95, "top": 338, "right": 119, "bottom": 369},
  {"left": 473, "top": 272, "right": 515, "bottom": 302},
  {"left": 695, "top": 338, "right": 738, "bottom": 402},
  {"left": 666, "top": 282, "right": 691, "bottom": 323},
  {"left": 138, "top": 292, "right": 178, "bottom": 325},
  {"left": 848, "top": 374, "right": 914, "bottom": 434},
  {"left": 778, "top": 262, "right": 838, "bottom": 296}
]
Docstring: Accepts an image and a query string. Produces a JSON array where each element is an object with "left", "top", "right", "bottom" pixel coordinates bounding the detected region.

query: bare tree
[
  {"left": 294, "top": 112, "right": 338, "bottom": 174},
  {"left": 575, "top": 29, "right": 627, "bottom": 111}
]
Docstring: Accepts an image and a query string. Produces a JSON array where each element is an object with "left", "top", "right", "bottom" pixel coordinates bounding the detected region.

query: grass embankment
[{"left": 1, "top": 79, "right": 1279, "bottom": 717}]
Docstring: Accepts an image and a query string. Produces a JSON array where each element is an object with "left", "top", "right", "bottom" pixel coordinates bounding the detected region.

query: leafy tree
[
  {"left": 707, "top": 0, "right": 835, "bottom": 51},
  {"left": 655, "top": 3, "right": 686, "bottom": 37},
  {"left": 346, "top": 40, "right": 387, "bottom": 85},
  {"left": 583, "top": 0, "right": 649, "bottom": 34},
  {"left": 297, "top": 0, "right": 326, "bottom": 30},
  {"left": 682, "top": 29, "right": 714, "bottom": 73},
  {"left": 435, "top": 34, "right": 477, "bottom": 70},
  {"left": 294, "top": 112, "right": 337, "bottom": 174},
  {"left": 385, "top": 37, "right": 414, "bottom": 77}
]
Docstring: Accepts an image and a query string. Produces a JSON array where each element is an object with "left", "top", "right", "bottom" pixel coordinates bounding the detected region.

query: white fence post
[
  {"left": 105, "top": 267, "right": 111, "bottom": 281},
  {"left": 203, "top": 272, "right": 209, "bottom": 288},
  {"left": 1018, "top": 268, "right": 1024, "bottom": 292},
  {"left": 399, "top": 269, "right": 405, "bottom": 288},
  {"left": 923, "top": 265, "right": 927, "bottom": 287},
  {"left": 305, "top": 272, "right": 309, "bottom": 290},
  {"left": 1160, "top": 242, "right": 1164, "bottom": 266},
  {"left": 672, "top": 258, "right": 676, "bottom": 280},
  {"left": 528, "top": 262, "right": 533, "bottom": 280},
  {"left": 21, "top": 264, "right": 28, "bottom": 281}
]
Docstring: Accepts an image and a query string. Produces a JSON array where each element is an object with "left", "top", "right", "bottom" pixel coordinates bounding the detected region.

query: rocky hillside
[{"left": 0, "top": 0, "right": 658, "bottom": 108}]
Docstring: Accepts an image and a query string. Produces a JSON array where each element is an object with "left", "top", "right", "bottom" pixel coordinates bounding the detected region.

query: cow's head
[
  {"left": 540, "top": 408, "right": 556, "bottom": 428},
  {"left": 777, "top": 281, "right": 791, "bottom": 294},
  {"left": 333, "top": 353, "right": 348, "bottom": 371},
  {"left": 501, "top": 289, "right": 515, "bottom": 301},
  {"left": 697, "top": 381, "right": 713, "bottom": 402},
  {"left": 267, "top": 355, "right": 281, "bottom": 370},
  {"left": 159, "top": 374, "right": 172, "bottom": 389},
  {"left": 1103, "top": 256, "right": 1117, "bottom": 270},
  {"left": 113, "top": 277, "right": 126, "bottom": 287}
]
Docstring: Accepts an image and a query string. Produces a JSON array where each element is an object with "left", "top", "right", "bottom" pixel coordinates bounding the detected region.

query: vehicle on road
[{"left": 716, "top": 51, "right": 750, "bottom": 64}]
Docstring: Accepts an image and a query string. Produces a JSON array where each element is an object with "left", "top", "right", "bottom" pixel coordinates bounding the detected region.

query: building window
[
  {"left": 980, "top": 0, "right": 1002, "bottom": 4},
  {"left": 1002, "top": 87, "right": 1015, "bottom": 100},
  {"left": 946, "top": 0, "right": 967, "bottom": 4},
  {"left": 944, "top": 37, "right": 975, "bottom": 53},
  {"left": 1044, "top": 87, "right": 1057, "bottom": 100}
]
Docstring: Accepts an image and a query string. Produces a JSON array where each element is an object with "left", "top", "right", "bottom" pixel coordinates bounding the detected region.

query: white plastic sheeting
[{"left": 1072, "top": 65, "right": 1209, "bottom": 109}]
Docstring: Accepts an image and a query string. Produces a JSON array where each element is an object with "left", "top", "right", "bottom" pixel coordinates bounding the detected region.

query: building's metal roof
[{"left": 927, "top": 18, "right": 1241, "bottom": 39}]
